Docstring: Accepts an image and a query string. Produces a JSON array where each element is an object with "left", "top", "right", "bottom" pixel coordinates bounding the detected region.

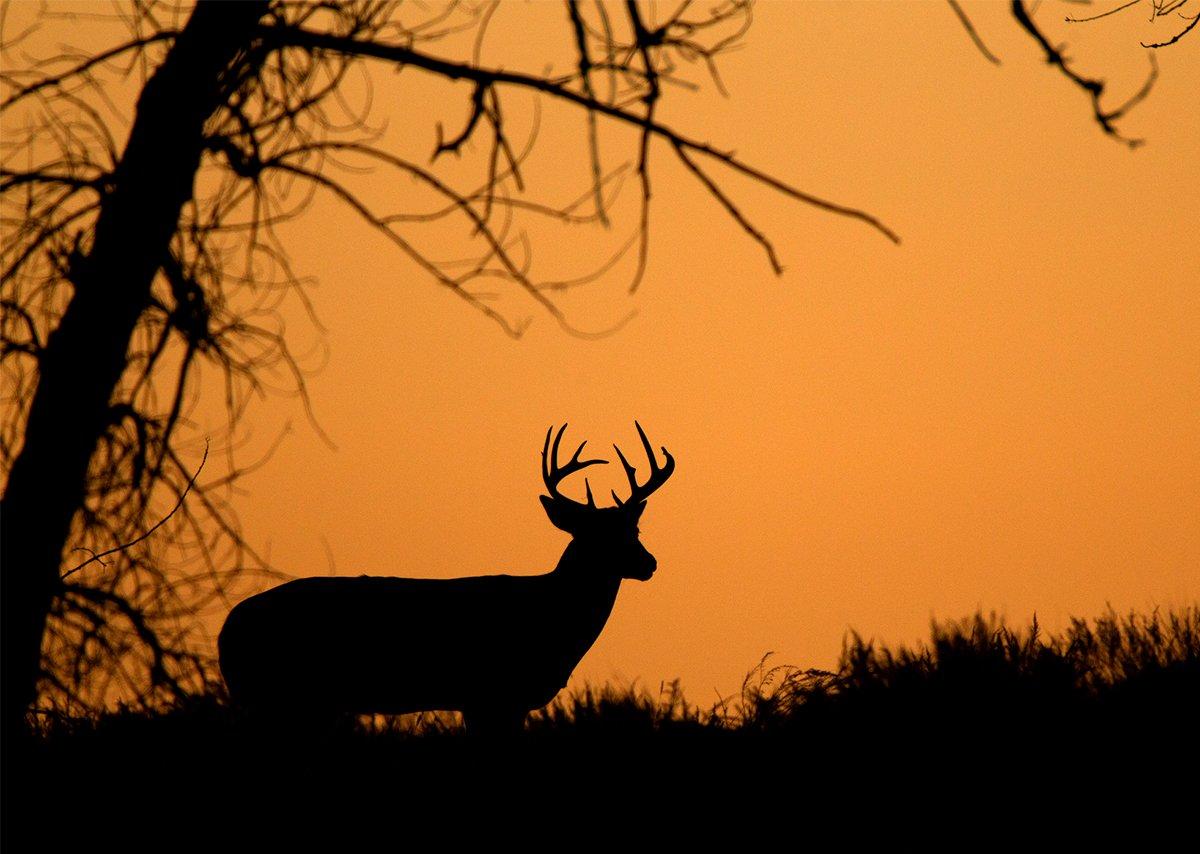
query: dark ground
[{"left": 5, "top": 608, "right": 1197, "bottom": 846}]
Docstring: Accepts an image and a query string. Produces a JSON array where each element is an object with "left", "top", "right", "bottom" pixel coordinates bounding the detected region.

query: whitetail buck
[{"left": 218, "top": 422, "right": 675, "bottom": 733}]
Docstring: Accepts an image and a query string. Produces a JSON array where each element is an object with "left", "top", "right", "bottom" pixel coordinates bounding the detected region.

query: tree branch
[
  {"left": 0, "top": 31, "right": 179, "bottom": 110},
  {"left": 1142, "top": 9, "right": 1199, "bottom": 46},
  {"left": 260, "top": 23, "right": 902, "bottom": 247},
  {"left": 1011, "top": 0, "right": 1148, "bottom": 147},
  {"left": 432, "top": 81, "right": 488, "bottom": 159},
  {"left": 61, "top": 442, "right": 208, "bottom": 580},
  {"left": 948, "top": 0, "right": 1002, "bottom": 65}
]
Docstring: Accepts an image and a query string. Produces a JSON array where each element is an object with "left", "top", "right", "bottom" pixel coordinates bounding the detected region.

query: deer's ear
[{"left": 540, "top": 495, "right": 575, "bottom": 533}]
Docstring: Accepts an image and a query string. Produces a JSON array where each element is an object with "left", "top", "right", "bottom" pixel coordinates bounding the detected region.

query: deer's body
[
  {"left": 218, "top": 423, "right": 674, "bottom": 732},
  {"left": 219, "top": 555, "right": 621, "bottom": 719}
]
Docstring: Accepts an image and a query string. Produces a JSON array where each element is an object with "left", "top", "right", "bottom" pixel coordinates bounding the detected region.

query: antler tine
[
  {"left": 612, "top": 443, "right": 637, "bottom": 506},
  {"left": 567, "top": 439, "right": 592, "bottom": 468},
  {"left": 542, "top": 425, "right": 554, "bottom": 485},
  {"left": 635, "top": 421, "right": 659, "bottom": 471},
  {"left": 550, "top": 423, "right": 568, "bottom": 475},
  {"left": 613, "top": 421, "right": 676, "bottom": 505},
  {"left": 637, "top": 419, "right": 676, "bottom": 486},
  {"left": 542, "top": 424, "right": 607, "bottom": 504}
]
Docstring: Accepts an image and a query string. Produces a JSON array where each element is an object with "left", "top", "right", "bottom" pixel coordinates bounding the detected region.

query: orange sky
[{"left": 11, "top": 2, "right": 1200, "bottom": 705}]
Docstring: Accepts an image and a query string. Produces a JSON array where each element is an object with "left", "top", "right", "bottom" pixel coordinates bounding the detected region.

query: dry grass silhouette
[
  {"left": 10, "top": 605, "right": 1195, "bottom": 844},
  {"left": 18, "top": 605, "right": 1198, "bottom": 742}
]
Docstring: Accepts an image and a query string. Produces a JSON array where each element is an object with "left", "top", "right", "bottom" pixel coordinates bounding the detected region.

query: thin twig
[
  {"left": 673, "top": 140, "right": 781, "bottom": 274},
  {"left": 948, "top": 0, "right": 1002, "bottom": 64},
  {"left": 62, "top": 441, "right": 209, "bottom": 580},
  {"left": 1141, "top": 9, "right": 1199, "bottom": 45},
  {"left": 1065, "top": 0, "right": 1142, "bottom": 22},
  {"left": 566, "top": 0, "right": 609, "bottom": 226}
]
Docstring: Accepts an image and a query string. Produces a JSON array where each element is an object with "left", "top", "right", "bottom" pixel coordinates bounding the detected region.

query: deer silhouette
[{"left": 218, "top": 422, "right": 675, "bottom": 733}]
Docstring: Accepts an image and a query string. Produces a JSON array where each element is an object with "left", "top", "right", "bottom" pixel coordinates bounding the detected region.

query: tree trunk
[{"left": 1, "top": 0, "right": 270, "bottom": 735}]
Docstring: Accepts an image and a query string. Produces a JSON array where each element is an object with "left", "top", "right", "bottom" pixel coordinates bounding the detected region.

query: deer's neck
[
  {"left": 539, "top": 541, "right": 622, "bottom": 677},
  {"left": 552, "top": 539, "right": 619, "bottom": 580},
  {"left": 549, "top": 540, "right": 622, "bottom": 613}
]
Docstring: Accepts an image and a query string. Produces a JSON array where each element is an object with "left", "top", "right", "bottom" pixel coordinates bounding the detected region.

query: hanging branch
[
  {"left": 261, "top": 23, "right": 903, "bottom": 249},
  {"left": 948, "top": 0, "right": 1002, "bottom": 65},
  {"left": 1011, "top": 0, "right": 1155, "bottom": 147},
  {"left": 62, "top": 442, "right": 209, "bottom": 580}
]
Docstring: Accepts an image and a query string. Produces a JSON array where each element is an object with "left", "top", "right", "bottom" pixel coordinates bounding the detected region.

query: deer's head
[{"left": 540, "top": 422, "right": 675, "bottom": 582}]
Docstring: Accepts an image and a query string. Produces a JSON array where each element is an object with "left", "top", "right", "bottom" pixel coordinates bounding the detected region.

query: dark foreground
[{"left": 6, "top": 609, "right": 1198, "bottom": 844}]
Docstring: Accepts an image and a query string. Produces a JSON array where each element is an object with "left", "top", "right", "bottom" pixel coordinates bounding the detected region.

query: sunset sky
[{"left": 16, "top": 1, "right": 1199, "bottom": 704}]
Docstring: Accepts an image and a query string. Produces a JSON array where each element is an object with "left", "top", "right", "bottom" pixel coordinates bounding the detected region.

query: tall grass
[
  {"left": 732, "top": 607, "right": 1199, "bottom": 732},
  {"left": 24, "top": 606, "right": 1198, "bottom": 741},
  {"left": 10, "top": 607, "right": 1196, "bottom": 842},
  {"left": 515, "top": 606, "right": 1200, "bottom": 752}
]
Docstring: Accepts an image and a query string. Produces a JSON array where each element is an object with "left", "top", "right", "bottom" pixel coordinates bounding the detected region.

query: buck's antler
[
  {"left": 542, "top": 424, "right": 608, "bottom": 508},
  {"left": 612, "top": 421, "right": 676, "bottom": 506}
]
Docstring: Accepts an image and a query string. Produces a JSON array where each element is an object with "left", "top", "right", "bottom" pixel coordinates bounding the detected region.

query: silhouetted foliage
[
  {"left": 731, "top": 606, "right": 1199, "bottom": 745},
  {"left": 19, "top": 606, "right": 1200, "bottom": 736}
]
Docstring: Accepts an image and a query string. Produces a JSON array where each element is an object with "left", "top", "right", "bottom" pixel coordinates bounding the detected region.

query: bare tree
[{"left": 0, "top": 0, "right": 900, "bottom": 729}]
